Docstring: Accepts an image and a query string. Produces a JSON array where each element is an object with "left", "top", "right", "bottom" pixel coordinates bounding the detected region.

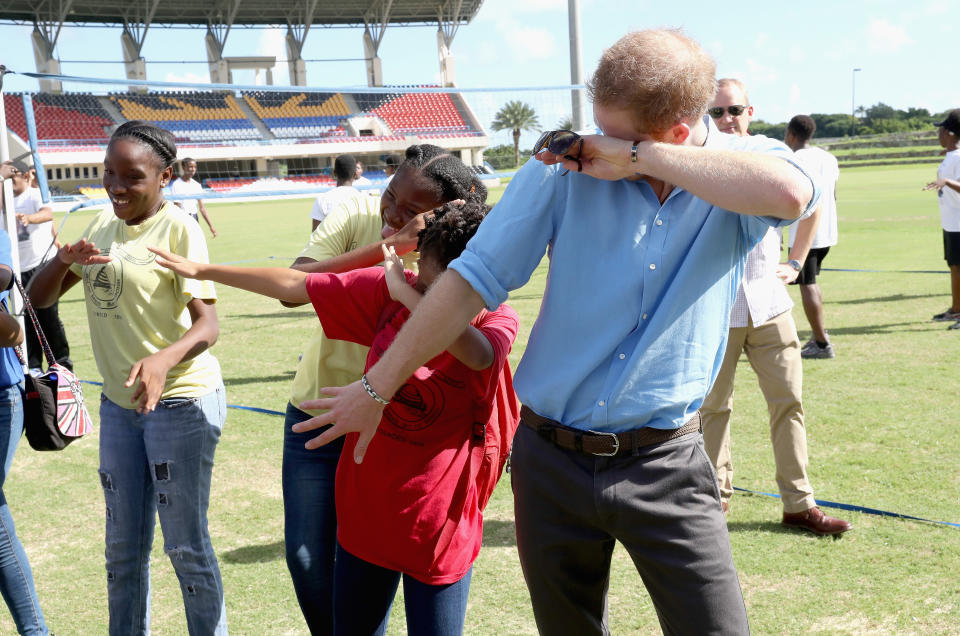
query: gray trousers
[{"left": 511, "top": 424, "right": 749, "bottom": 636}]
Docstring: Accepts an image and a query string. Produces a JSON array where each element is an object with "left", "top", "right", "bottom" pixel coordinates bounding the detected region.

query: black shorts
[
  {"left": 944, "top": 230, "right": 960, "bottom": 266},
  {"left": 791, "top": 246, "right": 830, "bottom": 285}
]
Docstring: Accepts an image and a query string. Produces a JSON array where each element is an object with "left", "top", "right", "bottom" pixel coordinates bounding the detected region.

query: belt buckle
[{"left": 589, "top": 430, "right": 620, "bottom": 456}]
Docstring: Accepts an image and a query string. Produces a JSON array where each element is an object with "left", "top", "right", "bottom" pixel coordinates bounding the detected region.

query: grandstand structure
[{"left": 1, "top": 0, "right": 492, "bottom": 195}]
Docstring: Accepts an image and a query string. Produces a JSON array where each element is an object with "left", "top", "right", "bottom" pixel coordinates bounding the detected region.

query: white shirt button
[
  {"left": 619, "top": 353, "right": 626, "bottom": 360},
  {"left": 642, "top": 313, "right": 648, "bottom": 320},
  {"left": 649, "top": 263, "right": 656, "bottom": 270},
  {"left": 598, "top": 400, "right": 606, "bottom": 407},
  {"left": 656, "top": 219, "right": 663, "bottom": 226}
]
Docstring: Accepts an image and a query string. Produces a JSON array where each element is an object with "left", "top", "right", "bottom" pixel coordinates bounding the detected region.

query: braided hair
[
  {"left": 400, "top": 144, "right": 488, "bottom": 204},
  {"left": 110, "top": 120, "right": 178, "bottom": 170},
  {"left": 416, "top": 195, "right": 491, "bottom": 269}
]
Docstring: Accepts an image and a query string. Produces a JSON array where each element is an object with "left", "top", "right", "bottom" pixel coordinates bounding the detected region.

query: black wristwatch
[{"left": 787, "top": 259, "right": 802, "bottom": 272}]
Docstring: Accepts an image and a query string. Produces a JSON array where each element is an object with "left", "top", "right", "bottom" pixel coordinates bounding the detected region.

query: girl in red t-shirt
[{"left": 151, "top": 199, "right": 519, "bottom": 635}]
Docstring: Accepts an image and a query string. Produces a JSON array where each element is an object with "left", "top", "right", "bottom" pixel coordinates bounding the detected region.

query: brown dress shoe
[{"left": 782, "top": 506, "right": 852, "bottom": 535}]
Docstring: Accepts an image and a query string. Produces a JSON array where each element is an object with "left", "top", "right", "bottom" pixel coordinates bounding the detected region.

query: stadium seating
[
  {"left": 243, "top": 91, "right": 349, "bottom": 139},
  {"left": 109, "top": 91, "right": 262, "bottom": 142},
  {"left": 368, "top": 89, "right": 472, "bottom": 135},
  {"left": 3, "top": 92, "right": 114, "bottom": 143}
]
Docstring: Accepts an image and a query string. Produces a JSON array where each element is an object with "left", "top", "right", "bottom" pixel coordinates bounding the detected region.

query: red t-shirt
[{"left": 306, "top": 267, "right": 519, "bottom": 584}]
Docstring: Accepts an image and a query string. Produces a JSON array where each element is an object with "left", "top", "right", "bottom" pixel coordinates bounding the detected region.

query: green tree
[
  {"left": 491, "top": 101, "right": 540, "bottom": 167},
  {"left": 557, "top": 116, "right": 574, "bottom": 130}
]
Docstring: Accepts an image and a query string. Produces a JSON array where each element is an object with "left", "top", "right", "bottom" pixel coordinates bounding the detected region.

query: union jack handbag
[{"left": 12, "top": 277, "right": 93, "bottom": 451}]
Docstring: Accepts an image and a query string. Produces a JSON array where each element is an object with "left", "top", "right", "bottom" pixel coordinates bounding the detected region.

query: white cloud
[
  {"left": 493, "top": 19, "right": 558, "bottom": 62},
  {"left": 745, "top": 58, "right": 778, "bottom": 84},
  {"left": 256, "top": 28, "right": 290, "bottom": 85},
  {"left": 924, "top": 0, "right": 949, "bottom": 15},
  {"left": 868, "top": 19, "right": 913, "bottom": 53},
  {"left": 163, "top": 71, "right": 209, "bottom": 86},
  {"left": 788, "top": 83, "right": 802, "bottom": 106},
  {"left": 787, "top": 46, "right": 806, "bottom": 64},
  {"left": 475, "top": 0, "right": 565, "bottom": 20}
]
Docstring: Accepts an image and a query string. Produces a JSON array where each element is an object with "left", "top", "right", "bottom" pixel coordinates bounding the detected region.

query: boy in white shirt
[
  {"left": 170, "top": 158, "right": 217, "bottom": 238},
  {"left": 925, "top": 109, "right": 960, "bottom": 328}
]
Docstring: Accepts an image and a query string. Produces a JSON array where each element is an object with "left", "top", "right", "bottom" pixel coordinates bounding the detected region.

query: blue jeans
[
  {"left": 98, "top": 385, "right": 227, "bottom": 636},
  {"left": 282, "top": 402, "right": 344, "bottom": 635},
  {"left": 0, "top": 384, "right": 48, "bottom": 635},
  {"left": 334, "top": 543, "right": 472, "bottom": 636}
]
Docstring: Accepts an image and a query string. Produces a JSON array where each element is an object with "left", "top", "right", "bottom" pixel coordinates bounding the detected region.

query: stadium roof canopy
[{"left": 0, "top": 0, "right": 486, "bottom": 28}]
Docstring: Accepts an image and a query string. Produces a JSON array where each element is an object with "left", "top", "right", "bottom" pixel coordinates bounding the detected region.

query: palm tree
[
  {"left": 491, "top": 101, "right": 540, "bottom": 167},
  {"left": 556, "top": 116, "right": 574, "bottom": 131}
]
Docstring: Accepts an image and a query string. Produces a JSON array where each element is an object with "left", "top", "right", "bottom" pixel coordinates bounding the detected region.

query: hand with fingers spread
[
  {"left": 294, "top": 380, "right": 387, "bottom": 463},
  {"left": 385, "top": 212, "right": 430, "bottom": 254},
  {"left": 57, "top": 239, "right": 112, "bottom": 266},
  {"left": 381, "top": 244, "right": 412, "bottom": 303},
  {"left": 924, "top": 178, "right": 946, "bottom": 192}
]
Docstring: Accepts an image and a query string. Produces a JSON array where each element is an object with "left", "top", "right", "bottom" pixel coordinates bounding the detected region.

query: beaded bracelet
[{"left": 361, "top": 373, "right": 390, "bottom": 406}]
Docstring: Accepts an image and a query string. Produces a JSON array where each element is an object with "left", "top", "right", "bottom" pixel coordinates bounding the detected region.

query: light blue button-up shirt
[{"left": 450, "top": 118, "right": 819, "bottom": 432}]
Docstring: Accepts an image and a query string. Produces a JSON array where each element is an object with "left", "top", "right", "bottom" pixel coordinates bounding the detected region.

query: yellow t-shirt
[
  {"left": 71, "top": 202, "right": 221, "bottom": 406},
  {"left": 289, "top": 195, "right": 417, "bottom": 414}
]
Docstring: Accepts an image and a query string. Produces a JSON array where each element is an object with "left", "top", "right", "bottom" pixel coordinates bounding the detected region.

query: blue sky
[{"left": 0, "top": 0, "right": 955, "bottom": 148}]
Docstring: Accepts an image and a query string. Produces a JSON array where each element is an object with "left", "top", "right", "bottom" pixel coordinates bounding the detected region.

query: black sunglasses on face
[
  {"left": 532, "top": 129, "right": 583, "bottom": 176},
  {"left": 708, "top": 105, "right": 748, "bottom": 118}
]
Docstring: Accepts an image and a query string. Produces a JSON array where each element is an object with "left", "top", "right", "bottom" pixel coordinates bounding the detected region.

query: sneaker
[
  {"left": 932, "top": 308, "right": 960, "bottom": 322},
  {"left": 949, "top": 320, "right": 960, "bottom": 331},
  {"left": 801, "top": 340, "right": 835, "bottom": 359}
]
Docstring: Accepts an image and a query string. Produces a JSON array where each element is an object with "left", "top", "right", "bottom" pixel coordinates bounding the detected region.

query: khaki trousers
[{"left": 701, "top": 309, "right": 816, "bottom": 513}]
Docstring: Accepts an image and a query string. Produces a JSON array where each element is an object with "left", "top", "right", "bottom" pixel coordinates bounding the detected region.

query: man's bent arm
[
  {"left": 637, "top": 143, "right": 813, "bottom": 220},
  {"left": 293, "top": 269, "right": 486, "bottom": 463}
]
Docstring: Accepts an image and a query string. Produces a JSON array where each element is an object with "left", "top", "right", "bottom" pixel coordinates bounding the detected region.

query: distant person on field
[
  {"left": 784, "top": 115, "right": 841, "bottom": 358},
  {"left": 6, "top": 160, "right": 73, "bottom": 374},
  {"left": 353, "top": 159, "right": 373, "bottom": 187},
  {"left": 383, "top": 154, "right": 401, "bottom": 184},
  {"left": 170, "top": 158, "right": 217, "bottom": 238},
  {"left": 924, "top": 108, "right": 960, "bottom": 327},
  {"left": 310, "top": 155, "right": 361, "bottom": 231},
  {"left": 291, "top": 30, "right": 822, "bottom": 634},
  {"left": 701, "top": 78, "right": 851, "bottom": 535}
]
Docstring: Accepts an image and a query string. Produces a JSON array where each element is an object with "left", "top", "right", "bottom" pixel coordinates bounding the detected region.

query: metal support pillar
[
  {"left": 436, "top": 0, "right": 464, "bottom": 87},
  {"left": 205, "top": 0, "right": 241, "bottom": 85},
  {"left": 362, "top": 0, "right": 394, "bottom": 87},
  {"left": 285, "top": 0, "right": 318, "bottom": 86},
  {"left": 120, "top": 0, "right": 160, "bottom": 92}
]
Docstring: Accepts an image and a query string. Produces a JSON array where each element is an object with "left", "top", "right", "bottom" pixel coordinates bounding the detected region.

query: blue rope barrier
[
  {"left": 78, "top": 379, "right": 286, "bottom": 417},
  {"left": 732, "top": 486, "right": 960, "bottom": 529}
]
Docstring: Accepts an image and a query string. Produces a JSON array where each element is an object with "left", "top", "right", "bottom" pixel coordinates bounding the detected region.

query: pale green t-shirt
[
  {"left": 71, "top": 203, "right": 221, "bottom": 406},
  {"left": 288, "top": 194, "right": 417, "bottom": 415}
]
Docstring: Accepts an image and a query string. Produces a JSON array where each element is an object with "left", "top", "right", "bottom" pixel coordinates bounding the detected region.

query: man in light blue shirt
[{"left": 296, "top": 29, "right": 818, "bottom": 634}]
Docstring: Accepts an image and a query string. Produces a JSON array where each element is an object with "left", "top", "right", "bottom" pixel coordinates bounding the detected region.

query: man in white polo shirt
[
  {"left": 701, "top": 78, "right": 851, "bottom": 535},
  {"left": 785, "top": 115, "right": 841, "bottom": 358},
  {"left": 170, "top": 157, "right": 217, "bottom": 237}
]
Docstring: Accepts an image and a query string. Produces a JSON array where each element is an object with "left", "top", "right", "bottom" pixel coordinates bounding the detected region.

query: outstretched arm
[
  {"left": 150, "top": 247, "right": 309, "bottom": 304},
  {"left": 294, "top": 269, "right": 486, "bottom": 463},
  {"left": 29, "top": 239, "right": 110, "bottom": 308}
]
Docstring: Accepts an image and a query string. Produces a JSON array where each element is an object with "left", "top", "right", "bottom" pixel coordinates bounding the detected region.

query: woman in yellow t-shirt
[
  {"left": 282, "top": 145, "right": 488, "bottom": 634},
  {"left": 29, "top": 121, "right": 227, "bottom": 635}
]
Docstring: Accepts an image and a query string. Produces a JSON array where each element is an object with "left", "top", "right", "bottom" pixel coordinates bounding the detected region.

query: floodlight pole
[
  {"left": 568, "top": 0, "right": 586, "bottom": 132},
  {"left": 851, "top": 68, "right": 861, "bottom": 137}
]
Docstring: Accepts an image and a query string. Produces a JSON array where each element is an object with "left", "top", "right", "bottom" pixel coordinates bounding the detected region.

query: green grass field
[{"left": 2, "top": 163, "right": 959, "bottom": 635}]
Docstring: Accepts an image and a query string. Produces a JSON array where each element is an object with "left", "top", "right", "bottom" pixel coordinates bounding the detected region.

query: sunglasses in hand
[
  {"left": 532, "top": 130, "right": 583, "bottom": 176},
  {"left": 707, "top": 105, "right": 747, "bottom": 118}
]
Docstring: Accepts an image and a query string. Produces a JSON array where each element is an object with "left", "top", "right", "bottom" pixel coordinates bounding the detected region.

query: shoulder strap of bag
[{"left": 13, "top": 277, "right": 56, "bottom": 368}]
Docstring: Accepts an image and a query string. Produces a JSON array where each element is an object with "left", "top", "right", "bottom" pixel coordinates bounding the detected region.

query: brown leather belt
[{"left": 520, "top": 405, "right": 701, "bottom": 457}]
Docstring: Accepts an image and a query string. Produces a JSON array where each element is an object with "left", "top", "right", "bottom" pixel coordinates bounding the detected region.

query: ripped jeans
[{"left": 98, "top": 386, "right": 227, "bottom": 636}]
